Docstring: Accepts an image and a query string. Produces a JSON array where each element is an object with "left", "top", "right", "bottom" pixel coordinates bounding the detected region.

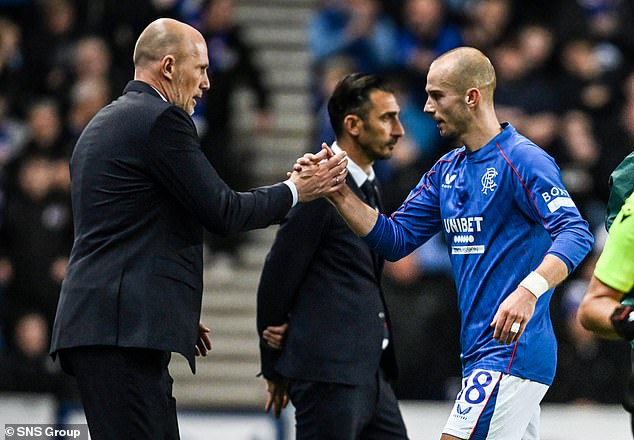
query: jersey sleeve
[
  {"left": 364, "top": 161, "right": 443, "bottom": 261},
  {"left": 595, "top": 193, "right": 634, "bottom": 293},
  {"left": 511, "top": 146, "right": 594, "bottom": 273}
]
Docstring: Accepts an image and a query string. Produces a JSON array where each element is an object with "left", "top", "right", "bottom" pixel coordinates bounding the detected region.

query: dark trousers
[
  {"left": 287, "top": 368, "right": 409, "bottom": 440},
  {"left": 58, "top": 346, "right": 179, "bottom": 440}
]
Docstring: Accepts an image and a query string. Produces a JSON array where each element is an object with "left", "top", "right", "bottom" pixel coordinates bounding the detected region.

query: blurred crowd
[{"left": 0, "top": 0, "right": 631, "bottom": 414}]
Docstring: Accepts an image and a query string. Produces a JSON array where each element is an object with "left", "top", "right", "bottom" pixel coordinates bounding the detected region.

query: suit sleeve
[
  {"left": 144, "top": 106, "right": 292, "bottom": 234},
  {"left": 256, "top": 199, "right": 330, "bottom": 379},
  {"left": 513, "top": 148, "right": 594, "bottom": 273}
]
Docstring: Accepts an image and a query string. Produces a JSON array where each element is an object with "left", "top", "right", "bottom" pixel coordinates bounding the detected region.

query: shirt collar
[
  {"left": 150, "top": 85, "right": 168, "bottom": 102},
  {"left": 331, "top": 141, "right": 375, "bottom": 187}
]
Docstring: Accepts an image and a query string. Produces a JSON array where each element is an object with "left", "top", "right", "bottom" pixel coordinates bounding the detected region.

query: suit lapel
[{"left": 347, "top": 179, "right": 384, "bottom": 278}]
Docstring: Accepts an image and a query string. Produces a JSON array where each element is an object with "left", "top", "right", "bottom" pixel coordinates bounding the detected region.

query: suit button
[{"left": 378, "top": 312, "right": 385, "bottom": 319}]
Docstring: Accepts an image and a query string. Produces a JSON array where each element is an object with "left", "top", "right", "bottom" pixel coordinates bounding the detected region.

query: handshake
[
  {"left": 611, "top": 304, "right": 634, "bottom": 340},
  {"left": 288, "top": 143, "right": 349, "bottom": 203}
]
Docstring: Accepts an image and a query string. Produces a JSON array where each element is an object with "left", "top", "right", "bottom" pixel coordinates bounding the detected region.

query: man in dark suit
[
  {"left": 50, "top": 18, "right": 348, "bottom": 440},
  {"left": 257, "top": 73, "right": 409, "bottom": 439}
]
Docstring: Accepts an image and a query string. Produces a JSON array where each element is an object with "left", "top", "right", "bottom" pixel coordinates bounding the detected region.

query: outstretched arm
[
  {"left": 288, "top": 147, "right": 349, "bottom": 203},
  {"left": 327, "top": 183, "right": 379, "bottom": 237},
  {"left": 293, "top": 144, "right": 377, "bottom": 236},
  {"left": 578, "top": 275, "right": 625, "bottom": 340},
  {"left": 579, "top": 193, "right": 634, "bottom": 340}
]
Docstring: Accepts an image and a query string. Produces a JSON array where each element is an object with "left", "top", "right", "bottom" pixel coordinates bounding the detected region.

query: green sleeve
[
  {"left": 596, "top": 192, "right": 634, "bottom": 293},
  {"left": 606, "top": 151, "right": 634, "bottom": 231}
]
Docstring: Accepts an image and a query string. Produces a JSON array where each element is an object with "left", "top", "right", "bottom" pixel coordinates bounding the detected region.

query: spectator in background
[
  {"left": 20, "top": 99, "right": 69, "bottom": 160},
  {"left": 1, "top": 154, "right": 72, "bottom": 331},
  {"left": 312, "top": 55, "right": 354, "bottom": 149},
  {"left": 23, "top": 0, "right": 78, "bottom": 102},
  {"left": 76, "top": 1, "right": 160, "bottom": 79},
  {"left": 0, "top": 17, "right": 25, "bottom": 115},
  {"left": 460, "top": 0, "right": 515, "bottom": 52},
  {"left": 309, "top": 0, "right": 399, "bottom": 74},
  {"left": 554, "top": 0, "right": 634, "bottom": 59},
  {"left": 491, "top": 39, "right": 559, "bottom": 150},
  {"left": 66, "top": 77, "right": 111, "bottom": 143},
  {"left": 197, "top": 0, "right": 273, "bottom": 269},
  {"left": 589, "top": 73, "right": 634, "bottom": 204},
  {"left": 71, "top": 36, "right": 126, "bottom": 102},
  {"left": 0, "top": 94, "right": 26, "bottom": 172},
  {"left": 517, "top": 24, "right": 558, "bottom": 79},
  {"left": 550, "top": 110, "right": 605, "bottom": 229},
  {"left": 396, "top": 0, "right": 463, "bottom": 103},
  {"left": 0, "top": 311, "right": 75, "bottom": 401},
  {"left": 4, "top": 99, "right": 71, "bottom": 197},
  {"left": 556, "top": 37, "right": 624, "bottom": 126}
]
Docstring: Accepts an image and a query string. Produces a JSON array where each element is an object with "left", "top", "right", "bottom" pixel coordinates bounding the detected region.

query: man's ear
[
  {"left": 465, "top": 88, "right": 480, "bottom": 108},
  {"left": 161, "top": 55, "right": 176, "bottom": 80},
  {"left": 343, "top": 114, "right": 362, "bottom": 136}
]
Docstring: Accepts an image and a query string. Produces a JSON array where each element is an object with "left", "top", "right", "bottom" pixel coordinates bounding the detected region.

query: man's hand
[
  {"left": 264, "top": 378, "right": 289, "bottom": 419},
  {"left": 263, "top": 323, "right": 288, "bottom": 350},
  {"left": 611, "top": 305, "right": 634, "bottom": 340},
  {"left": 195, "top": 322, "right": 212, "bottom": 357},
  {"left": 490, "top": 287, "right": 537, "bottom": 345},
  {"left": 289, "top": 144, "right": 348, "bottom": 202}
]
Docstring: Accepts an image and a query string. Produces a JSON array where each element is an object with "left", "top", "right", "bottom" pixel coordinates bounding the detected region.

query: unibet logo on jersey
[{"left": 444, "top": 216, "right": 485, "bottom": 254}]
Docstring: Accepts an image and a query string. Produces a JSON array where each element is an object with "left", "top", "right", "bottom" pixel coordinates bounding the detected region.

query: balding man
[
  {"left": 50, "top": 18, "right": 347, "bottom": 440},
  {"left": 322, "top": 47, "right": 593, "bottom": 439}
]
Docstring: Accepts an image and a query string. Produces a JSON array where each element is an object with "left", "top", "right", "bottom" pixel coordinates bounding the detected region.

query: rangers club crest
[{"left": 481, "top": 167, "right": 498, "bottom": 194}]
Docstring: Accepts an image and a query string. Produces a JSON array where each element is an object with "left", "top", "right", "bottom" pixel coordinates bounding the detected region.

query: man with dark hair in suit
[
  {"left": 257, "top": 73, "right": 409, "bottom": 439},
  {"left": 50, "top": 18, "right": 348, "bottom": 440}
]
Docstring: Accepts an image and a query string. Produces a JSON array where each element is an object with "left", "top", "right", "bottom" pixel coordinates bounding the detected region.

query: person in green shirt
[
  {"left": 579, "top": 192, "right": 634, "bottom": 338},
  {"left": 578, "top": 192, "right": 634, "bottom": 434},
  {"left": 606, "top": 151, "right": 634, "bottom": 231}
]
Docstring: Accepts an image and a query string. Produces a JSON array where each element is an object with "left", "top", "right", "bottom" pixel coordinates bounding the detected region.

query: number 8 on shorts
[{"left": 442, "top": 369, "right": 549, "bottom": 440}]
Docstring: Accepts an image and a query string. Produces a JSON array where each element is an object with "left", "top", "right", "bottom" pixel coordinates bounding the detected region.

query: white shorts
[{"left": 442, "top": 369, "right": 549, "bottom": 440}]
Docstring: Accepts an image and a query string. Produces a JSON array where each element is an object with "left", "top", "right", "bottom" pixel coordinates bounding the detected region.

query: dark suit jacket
[
  {"left": 257, "top": 178, "right": 398, "bottom": 385},
  {"left": 51, "top": 80, "right": 292, "bottom": 372}
]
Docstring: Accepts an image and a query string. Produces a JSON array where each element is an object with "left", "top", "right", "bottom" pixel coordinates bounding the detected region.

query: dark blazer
[
  {"left": 51, "top": 80, "right": 292, "bottom": 372},
  {"left": 257, "top": 178, "right": 397, "bottom": 385}
]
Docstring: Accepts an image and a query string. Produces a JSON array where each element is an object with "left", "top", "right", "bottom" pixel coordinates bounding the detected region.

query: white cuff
[
  {"left": 283, "top": 180, "right": 298, "bottom": 207},
  {"left": 519, "top": 271, "right": 550, "bottom": 300}
]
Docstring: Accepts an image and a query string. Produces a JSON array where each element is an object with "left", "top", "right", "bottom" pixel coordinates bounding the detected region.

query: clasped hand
[{"left": 288, "top": 143, "right": 348, "bottom": 202}]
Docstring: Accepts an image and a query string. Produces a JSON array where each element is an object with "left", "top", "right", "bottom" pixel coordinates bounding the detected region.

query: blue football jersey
[{"left": 365, "top": 123, "right": 594, "bottom": 385}]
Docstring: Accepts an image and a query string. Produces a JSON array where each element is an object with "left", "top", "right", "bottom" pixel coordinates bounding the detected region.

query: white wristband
[{"left": 519, "top": 271, "right": 549, "bottom": 300}]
